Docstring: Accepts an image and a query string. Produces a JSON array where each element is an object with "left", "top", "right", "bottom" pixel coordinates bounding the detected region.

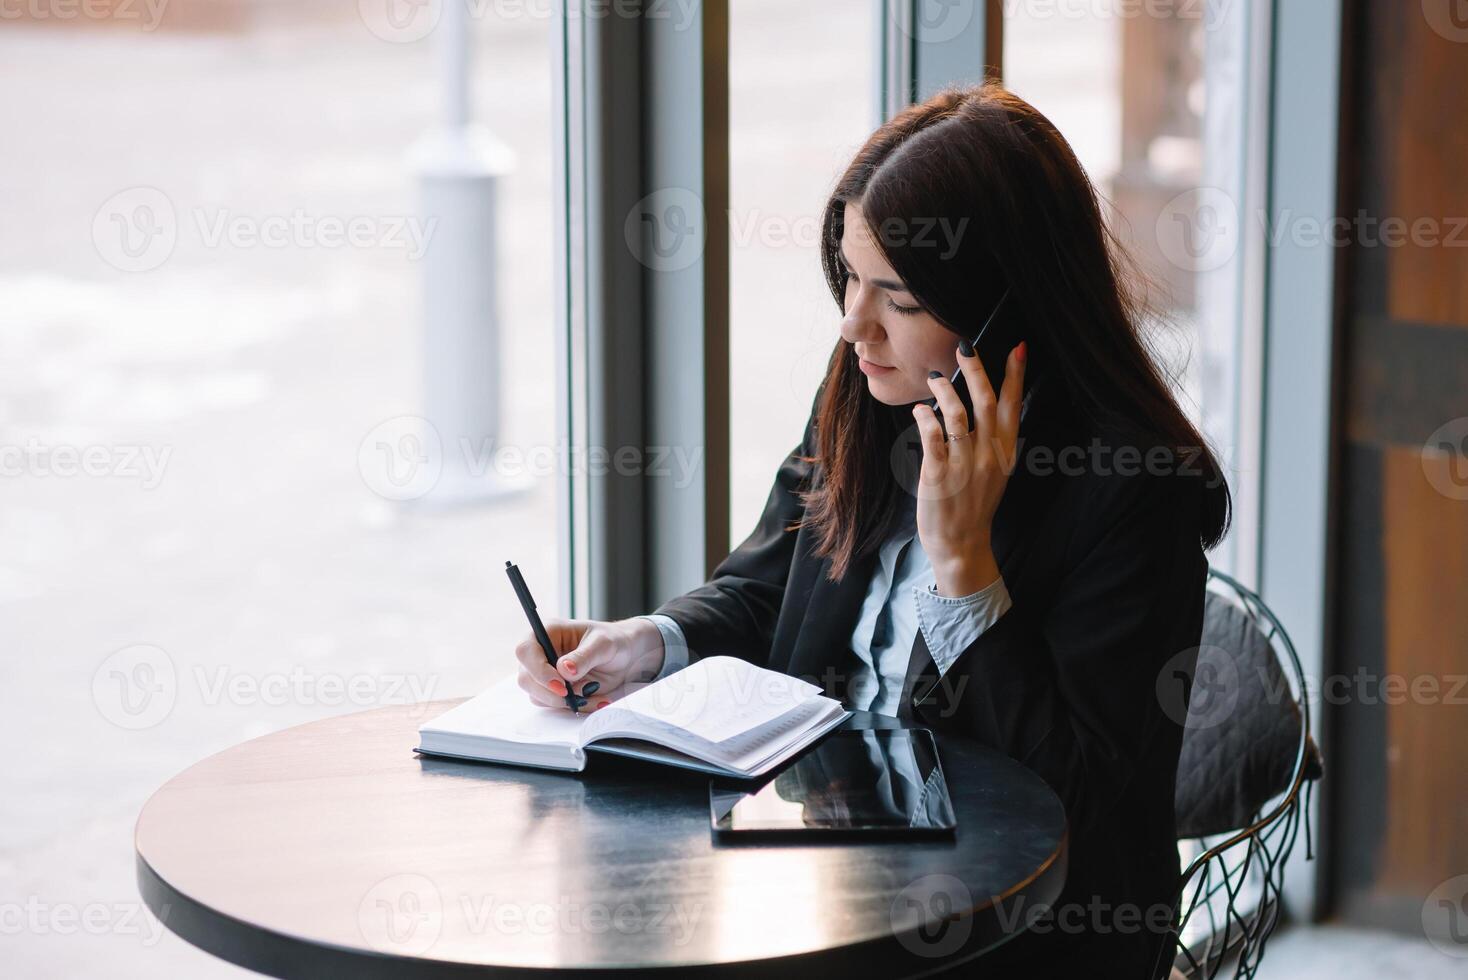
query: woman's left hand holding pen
[{"left": 514, "top": 618, "right": 667, "bottom": 710}]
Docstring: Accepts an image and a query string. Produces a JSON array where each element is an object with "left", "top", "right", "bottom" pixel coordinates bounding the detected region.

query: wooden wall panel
[
  {"left": 1377, "top": 446, "right": 1468, "bottom": 895},
  {"left": 1387, "top": 10, "right": 1468, "bottom": 326},
  {"left": 1330, "top": 0, "right": 1468, "bottom": 933}
]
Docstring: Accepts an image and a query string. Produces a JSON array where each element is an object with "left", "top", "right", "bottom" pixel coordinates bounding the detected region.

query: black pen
[{"left": 505, "top": 560, "right": 589, "bottom": 714}]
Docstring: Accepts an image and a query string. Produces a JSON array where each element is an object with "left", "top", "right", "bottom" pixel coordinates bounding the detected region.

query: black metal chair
[{"left": 1156, "top": 569, "right": 1325, "bottom": 979}]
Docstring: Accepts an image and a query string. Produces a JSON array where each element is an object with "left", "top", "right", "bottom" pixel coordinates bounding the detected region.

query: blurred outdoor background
[{"left": 3, "top": 3, "right": 560, "bottom": 976}]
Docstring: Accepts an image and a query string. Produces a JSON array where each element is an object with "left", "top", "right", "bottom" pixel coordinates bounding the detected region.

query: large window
[{"left": 1, "top": 6, "right": 559, "bottom": 975}]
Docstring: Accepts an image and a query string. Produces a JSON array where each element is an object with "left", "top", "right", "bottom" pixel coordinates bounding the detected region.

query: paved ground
[{"left": 0, "top": 3, "right": 1458, "bottom": 978}]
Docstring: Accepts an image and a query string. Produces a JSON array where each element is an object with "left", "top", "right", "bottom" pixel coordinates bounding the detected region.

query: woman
[{"left": 514, "top": 83, "right": 1228, "bottom": 976}]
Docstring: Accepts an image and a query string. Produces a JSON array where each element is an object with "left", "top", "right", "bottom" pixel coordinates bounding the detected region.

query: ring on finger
[{"left": 946, "top": 429, "right": 971, "bottom": 443}]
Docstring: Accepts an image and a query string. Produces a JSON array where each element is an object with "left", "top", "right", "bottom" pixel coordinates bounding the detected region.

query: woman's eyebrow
[{"left": 837, "top": 243, "right": 909, "bottom": 293}]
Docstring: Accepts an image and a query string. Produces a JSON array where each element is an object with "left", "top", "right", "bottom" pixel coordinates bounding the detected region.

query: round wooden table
[{"left": 135, "top": 703, "right": 1067, "bottom": 978}]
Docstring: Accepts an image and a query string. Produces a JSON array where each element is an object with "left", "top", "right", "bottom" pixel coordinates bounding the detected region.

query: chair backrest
[
  {"left": 1174, "top": 582, "right": 1315, "bottom": 836},
  {"left": 1160, "top": 570, "right": 1322, "bottom": 979}
]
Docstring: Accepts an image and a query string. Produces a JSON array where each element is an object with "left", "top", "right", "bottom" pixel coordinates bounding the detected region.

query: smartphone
[{"left": 930, "top": 287, "right": 1031, "bottom": 436}]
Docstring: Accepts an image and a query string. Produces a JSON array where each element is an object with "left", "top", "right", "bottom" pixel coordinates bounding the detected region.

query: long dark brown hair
[{"left": 799, "top": 83, "right": 1231, "bottom": 581}]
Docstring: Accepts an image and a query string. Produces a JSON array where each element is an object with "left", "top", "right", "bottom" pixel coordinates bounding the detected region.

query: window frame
[
  {"left": 552, "top": 0, "right": 730, "bottom": 619},
  {"left": 874, "top": 0, "right": 1003, "bottom": 124}
]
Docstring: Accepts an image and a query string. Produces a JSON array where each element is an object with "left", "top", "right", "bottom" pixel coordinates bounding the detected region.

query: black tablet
[{"left": 709, "top": 728, "right": 957, "bottom": 840}]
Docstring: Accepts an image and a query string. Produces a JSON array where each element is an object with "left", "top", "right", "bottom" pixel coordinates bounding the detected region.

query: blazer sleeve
[
  {"left": 951, "top": 469, "right": 1206, "bottom": 835},
  {"left": 646, "top": 394, "right": 820, "bottom": 667}
]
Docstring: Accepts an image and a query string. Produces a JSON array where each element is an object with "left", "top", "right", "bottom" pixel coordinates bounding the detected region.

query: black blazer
[{"left": 652, "top": 384, "right": 1209, "bottom": 977}]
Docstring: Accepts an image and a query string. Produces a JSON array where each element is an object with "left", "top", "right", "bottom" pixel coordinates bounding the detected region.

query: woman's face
[{"left": 838, "top": 202, "right": 960, "bottom": 406}]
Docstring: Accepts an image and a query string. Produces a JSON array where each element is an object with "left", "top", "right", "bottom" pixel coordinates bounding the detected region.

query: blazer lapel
[
  {"left": 897, "top": 623, "right": 937, "bottom": 724},
  {"left": 783, "top": 546, "right": 878, "bottom": 700}
]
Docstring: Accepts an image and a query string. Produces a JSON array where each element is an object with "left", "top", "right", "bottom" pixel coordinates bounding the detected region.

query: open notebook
[{"left": 417, "top": 656, "right": 850, "bottom": 779}]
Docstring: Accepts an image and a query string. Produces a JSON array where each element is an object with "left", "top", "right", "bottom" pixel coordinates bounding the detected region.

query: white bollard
[{"left": 409, "top": 0, "right": 525, "bottom": 506}]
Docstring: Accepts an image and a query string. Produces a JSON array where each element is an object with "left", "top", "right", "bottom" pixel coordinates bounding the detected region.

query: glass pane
[
  {"left": 0, "top": 7, "right": 559, "bottom": 975},
  {"left": 1006, "top": 1, "right": 1263, "bottom": 571},
  {"left": 728, "top": 0, "right": 876, "bottom": 546}
]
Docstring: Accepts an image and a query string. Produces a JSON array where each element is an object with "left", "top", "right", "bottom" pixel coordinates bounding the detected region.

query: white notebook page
[
  {"left": 421, "top": 673, "right": 585, "bottom": 747},
  {"left": 592, "top": 656, "right": 822, "bottom": 745}
]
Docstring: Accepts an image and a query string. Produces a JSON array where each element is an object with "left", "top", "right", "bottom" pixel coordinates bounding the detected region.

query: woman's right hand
[{"left": 514, "top": 617, "right": 666, "bottom": 710}]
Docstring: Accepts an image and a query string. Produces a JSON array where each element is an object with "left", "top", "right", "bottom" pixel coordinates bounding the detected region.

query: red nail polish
[
  {"left": 595, "top": 700, "right": 610, "bottom": 711},
  {"left": 562, "top": 661, "right": 576, "bottom": 675},
  {"left": 1016, "top": 341, "right": 1028, "bottom": 362},
  {"left": 549, "top": 679, "right": 567, "bottom": 696}
]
